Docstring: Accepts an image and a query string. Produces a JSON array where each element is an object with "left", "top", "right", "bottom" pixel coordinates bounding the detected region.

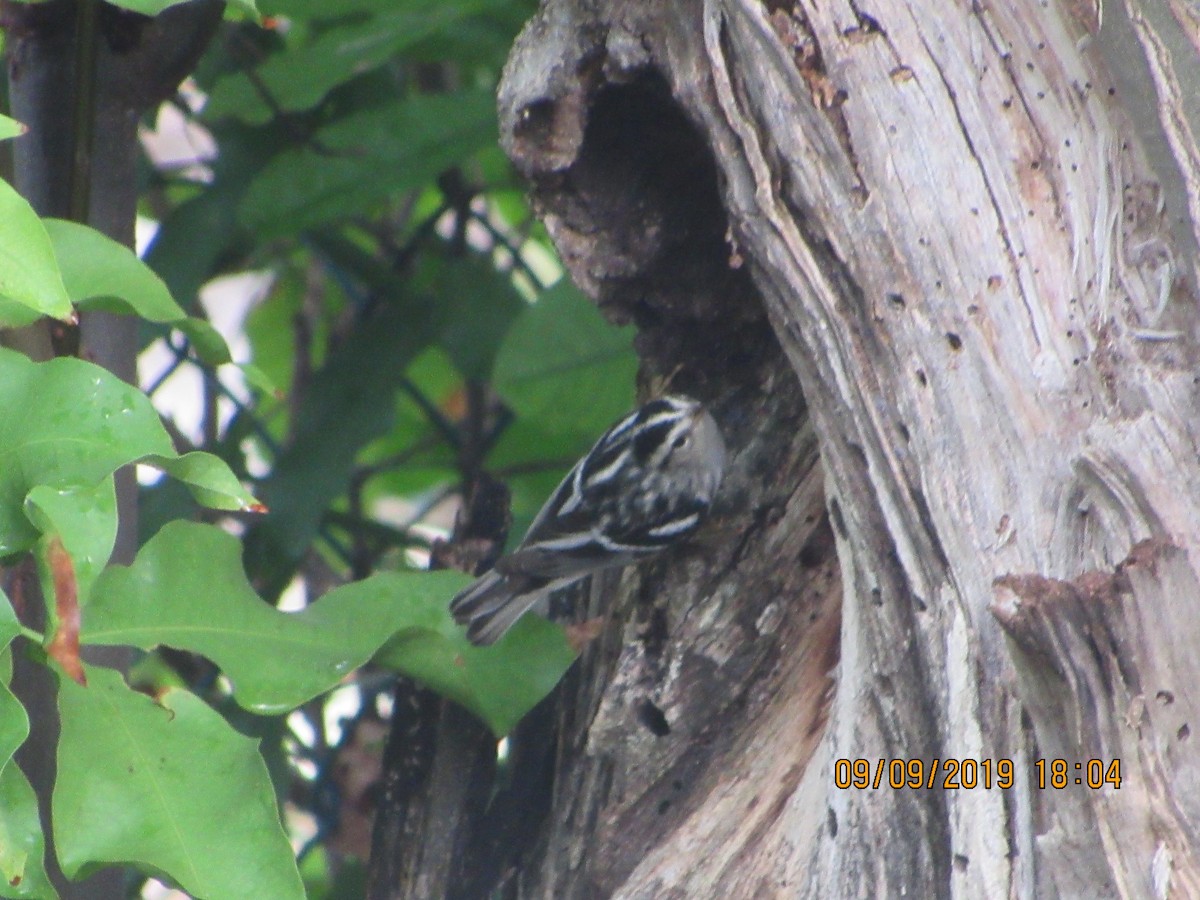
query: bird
[{"left": 449, "top": 394, "right": 727, "bottom": 645}]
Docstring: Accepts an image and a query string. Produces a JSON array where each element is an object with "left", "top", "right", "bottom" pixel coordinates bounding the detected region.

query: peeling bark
[
  {"left": 993, "top": 541, "right": 1200, "bottom": 898},
  {"left": 492, "top": 0, "right": 1200, "bottom": 897}
]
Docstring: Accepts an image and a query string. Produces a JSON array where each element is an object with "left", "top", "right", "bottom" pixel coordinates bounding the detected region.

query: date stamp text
[{"left": 833, "top": 758, "right": 1122, "bottom": 790}]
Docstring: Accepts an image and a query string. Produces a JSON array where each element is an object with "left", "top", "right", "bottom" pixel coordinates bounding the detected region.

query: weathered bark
[{"left": 495, "top": 0, "right": 1200, "bottom": 897}]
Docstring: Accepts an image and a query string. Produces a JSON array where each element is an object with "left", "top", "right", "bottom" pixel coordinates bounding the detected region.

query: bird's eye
[{"left": 672, "top": 434, "right": 689, "bottom": 449}]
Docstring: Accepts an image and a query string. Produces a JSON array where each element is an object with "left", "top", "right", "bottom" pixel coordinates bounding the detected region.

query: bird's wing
[
  {"left": 493, "top": 400, "right": 697, "bottom": 579},
  {"left": 496, "top": 528, "right": 636, "bottom": 578}
]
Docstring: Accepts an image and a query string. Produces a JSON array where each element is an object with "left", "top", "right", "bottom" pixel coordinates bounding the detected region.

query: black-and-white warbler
[{"left": 450, "top": 395, "right": 727, "bottom": 645}]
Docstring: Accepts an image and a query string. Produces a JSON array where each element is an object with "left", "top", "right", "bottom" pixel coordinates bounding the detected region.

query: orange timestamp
[
  {"left": 1034, "top": 758, "right": 1122, "bottom": 789},
  {"left": 834, "top": 758, "right": 1123, "bottom": 790}
]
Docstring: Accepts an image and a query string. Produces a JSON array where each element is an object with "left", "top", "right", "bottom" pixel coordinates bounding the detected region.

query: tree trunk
[{"left": 493, "top": 0, "right": 1200, "bottom": 896}]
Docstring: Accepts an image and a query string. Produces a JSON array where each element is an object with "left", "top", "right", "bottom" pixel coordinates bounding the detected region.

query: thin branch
[
  {"left": 405, "top": 484, "right": 456, "bottom": 529},
  {"left": 158, "top": 413, "right": 197, "bottom": 456},
  {"left": 143, "top": 346, "right": 188, "bottom": 397},
  {"left": 175, "top": 347, "right": 283, "bottom": 459},
  {"left": 201, "top": 358, "right": 219, "bottom": 449},
  {"left": 347, "top": 449, "right": 371, "bottom": 579},
  {"left": 467, "top": 207, "right": 546, "bottom": 290},
  {"left": 323, "top": 511, "right": 436, "bottom": 552},
  {"left": 383, "top": 200, "right": 452, "bottom": 276},
  {"left": 399, "top": 378, "right": 461, "bottom": 450},
  {"left": 349, "top": 434, "right": 441, "bottom": 492},
  {"left": 289, "top": 259, "right": 322, "bottom": 430},
  {"left": 225, "top": 27, "right": 344, "bottom": 157},
  {"left": 316, "top": 524, "right": 354, "bottom": 569},
  {"left": 491, "top": 457, "right": 576, "bottom": 479}
]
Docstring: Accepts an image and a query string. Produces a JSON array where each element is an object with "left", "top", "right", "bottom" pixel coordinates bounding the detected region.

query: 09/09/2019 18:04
[{"left": 833, "top": 757, "right": 1122, "bottom": 791}]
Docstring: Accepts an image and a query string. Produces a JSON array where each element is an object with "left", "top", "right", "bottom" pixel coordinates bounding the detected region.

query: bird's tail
[{"left": 449, "top": 570, "right": 544, "bottom": 646}]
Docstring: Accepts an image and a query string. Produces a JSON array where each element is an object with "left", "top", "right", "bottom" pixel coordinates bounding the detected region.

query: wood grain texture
[{"left": 498, "top": 0, "right": 1200, "bottom": 896}]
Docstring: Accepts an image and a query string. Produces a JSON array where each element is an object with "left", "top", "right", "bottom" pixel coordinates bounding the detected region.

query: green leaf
[
  {"left": 96, "top": 0, "right": 190, "bottom": 12},
  {"left": 237, "top": 362, "right": 279, "bottom": 398},
  {"left": 207, "top": 0, "right": 502, "bottom": 123},
  {"left": 142, "top": 452, "right": 263, "bottom": 513},
  {"left": 174, "top": 318, "right": 234, "bottom": 366},
  {"left": 225, "top": 0, "right": 260, "bottom": 19},
  {"left": 0, "top": 180, "right": 73, "bottom": 326},
  {"left": 143, "top": 125, "right": 272, "bottom": 311},
  {"left": 243, "top": 265, "right": 309, "bottom": 401},
  {"left": 44, "top": 219, "right": 233, "bottom": 367},
  {"left": 0, "top": 595, "right": 55, "bottom": 899},
  {"left": 98, "top": 0, "right": 257, "bottom": 16},
  {"left": 484, "top": 280, "right": 637, "bottom": 542},
  {"left": 355, "top": 347, "right": 461, "bottom": 502},
  {"left": 45, "top": 219, "right": 185, "bottom": 321},
  {"left": 375, "top": 607, "right": 576, "bottom": 737},
  {"left": 0, "top": 595, "right": 25, "bottom": 775},
  {"left": 83, "top": 520, "right": 424, "bottom": 714},
  {"left": 54, "top": 665, "right": 302, "bottom": 898},
  {"left": 0, "top": 760, "right": 57, "bottom": 900},
  {"left": 24, "top": 481, "right": 117, "bottom": 607},
  {"left": 240, "top": 90, "right": 497, "bottom": 236},
  {"left": 0, "top": 350, "right": 257, "bottom": 556},
  {"left": 432, "top": 254, "right": 525, "bottom": 380},
  {"left": 494, "top": 440, "right": 572, "bottom": 541},
  {"left": 242, "top": 288, "right": 437, "bottom": 598},
  {"left": 82, "top": 521, "right": 576, "bottom": 733},
  {"left": 493, "top": 279, "right": 637, "bottom": 443},
  {"left": 0, "top": 115, "right": 24, "bottom": 142},
  {"left": 267, "top": 0, "right": 440, "bottom": 17}
]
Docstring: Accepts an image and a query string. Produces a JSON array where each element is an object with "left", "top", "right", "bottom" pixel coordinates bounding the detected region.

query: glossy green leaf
[
  {"left": 0, "top": 596, "right": 54, "bottom": 900},
  {"left": 0, "top": 350, "right": 257, "bottom": 556},
  {"left": 240, "top": 90, "right": 497, "bottom": 236},
  {"left": 0, "top": 759, "right": 57, "bottom": 900},
  {"left": 374, "top": 606, "right": 576, "bottom": 737},
  {"left": 54, "top": 665, "right": 302, "bottom": 898},
  {"left": 0, "top": 180, "right": 73, "bottom": 326},
  {"left": 46, "top": 219, "right": 184, "bottom": 320},
  {"left": 493, "top": 279, "right": 637, "bottom": 443},
  {"left": 142, "top": 451, "right": 262, "bottom": 513},
  {"left": 207, "top": 0, "right": 502, "bottom": 123},
  {"left": 175, "top": 318, "right": 234, "bottom": 366},
  {"left": 24, "top": 481, "right": 117, "bottom": 607},
  {"left": 0, "top": 596, "right": 25, "bottom": 775},
  {"left": 44, "top": 219, "right": 233, "bottom": 366},
  {"left": 0, "top": 115, "right": 24, "bottom": 142},
  {"left": 82, "top": 521, "right": 576, "bottom": 733}
]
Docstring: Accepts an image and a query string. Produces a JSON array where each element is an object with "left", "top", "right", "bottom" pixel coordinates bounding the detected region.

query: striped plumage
[{"left": 450, "top": 395, "right": 726, "bottom": 645}]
